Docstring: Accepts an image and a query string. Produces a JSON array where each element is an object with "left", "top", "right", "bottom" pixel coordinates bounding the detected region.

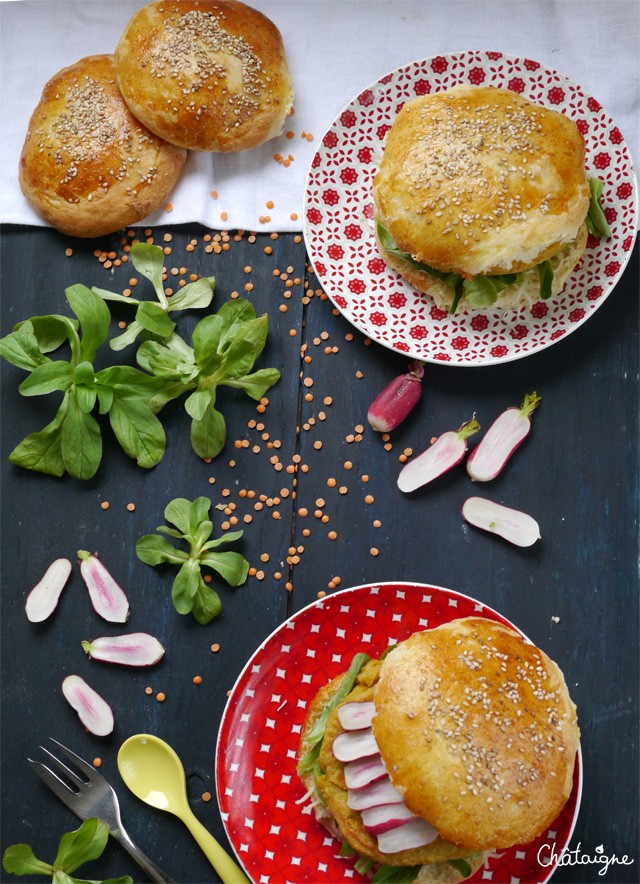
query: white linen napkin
[{"left": 1, "top": 0, "right": 637, "bottom": 233}]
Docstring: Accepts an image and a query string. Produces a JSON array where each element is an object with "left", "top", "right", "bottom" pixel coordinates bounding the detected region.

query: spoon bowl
[{"left": 118, "top": 734, "right": 249, "bottom": 884}]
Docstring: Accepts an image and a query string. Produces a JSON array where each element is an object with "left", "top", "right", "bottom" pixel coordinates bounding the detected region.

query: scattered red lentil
[
  {"left": 92, "top": 758, "right": 102, "bottom": 768},
  {"left": 156, "top": 692, "right": 166, "bottom": 702},
  {"left": 126, "top": 503, "right": 136, "bottom": 512},
  {"left": 100, "top": 501, "right": 110, "bottom": 510},
  {"left": 211, "top": 643, "right": 220, "bottom": 653},
  {"left": 145, "top": 686, "right": 153, "bottom": 695},
  {"left": 193, "top": 676, "right": 202, "bottom": 685},
  {"left": 201, "top": 791, "right": 212, "bottom": 802}
]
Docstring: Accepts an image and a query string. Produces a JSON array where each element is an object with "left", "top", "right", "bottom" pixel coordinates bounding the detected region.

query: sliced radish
[
  {"left": 361, "top": 803, "right": 415, "bottom": 834},
  {"left": 376, "top": 817, "right": 439, "bottom": 853},
  {"left": 344, "top": 755, "right": 388, "bottom": 790},
  {"left": 398, "top": 419, "right": 480, "bottom": 493},
  {"left": 332, "top": 727, "right": 379, "bottom": 762},
  {"left": 78, "top": 550, "right": 129, "bottom": 623},
  {"left": 62, "top": 674, "right": 114, "bottom": 736},
  {"left": 337, "top": 701, "right": 376, "bottom": 731},
  {"left": 82, "top": 633, "right": 165, "bottom": 667},
  {"left": 367, "top": 361, "right": 424, "bottom": 433},
  {"left": 467, "top": 392, "right": 541, "bottom": 482},
  {"left": 463, "top": 497, "right": 541, "bottom": 547},
  {"left": 348, "top": 778, "right": 404, "bottom": 811},
  {"left": 25, "top": 558, "right": 72, "bottom": 622}
]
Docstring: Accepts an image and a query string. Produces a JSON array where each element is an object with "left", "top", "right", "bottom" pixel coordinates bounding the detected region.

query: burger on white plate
[
  {"left": 298, "top": 617, "right": 579, "bottom": 883},
  {"left": 372, "top": 84, "right": 611, "bottom": 313}
]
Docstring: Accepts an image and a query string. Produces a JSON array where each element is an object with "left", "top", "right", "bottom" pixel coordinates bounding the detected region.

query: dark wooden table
[{"left": 1, "top": 224, "right": 638, "bottom": 884}]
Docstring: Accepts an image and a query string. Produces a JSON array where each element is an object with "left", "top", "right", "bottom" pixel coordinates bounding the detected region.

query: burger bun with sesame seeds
[
  {"left": 298, "top": 617, "right": 579, "bottom": 880},
  {"left": 372, "top": 84, "right": 591, "bottom": 312},
  {"left": 19, "top": 54, "right": 186, "bottom": 239},
  {"left": 114, "top": 0, "right": 294, "bottom": 153}
]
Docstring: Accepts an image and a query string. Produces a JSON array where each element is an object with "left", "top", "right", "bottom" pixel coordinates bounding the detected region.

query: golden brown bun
[
  {"left": 114, "top": 0, "right": 294, "bottom": 152},
  {"left": 299, "top": 659, "right": 473, "bottom": 867},
  {"left": 372, "top": 618, "right": 579, "bottom": 852},
  {"left": 374, "top": 215, "right": 588, "bottom": 312},
  {"left": 373, "top": 84, "right": 590, "bottom": 277},
  {"left": 19, "top": 54, "right": 186, "bottom": 239}
]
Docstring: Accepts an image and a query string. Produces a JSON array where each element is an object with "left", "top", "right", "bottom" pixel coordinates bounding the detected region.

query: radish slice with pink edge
[
  {"left": 463, "top": 497, "right": 541, "bottom": 547},
  {"left": 348, "top": 778, "right": 404, "bottom": 811},
  {"left": 78, "top": 550, "right": 129, "bottom": 623},
  {"left": 344, "top": 755, "right": 388, "bottom": 790},
  {"left": 361, "top": 803, "right": 416, "bottom": 834},
  {"left": 332, "top": 727, "right": 379, "bottom": 762},
  {"left": 82, "top": 633, "right": 165, "bottom": 667},
  {"left": 61, "top": 674, "right": 114, "bottom": 736},
  {"left": 398, "top": 419, "right": 480, "bottom": 493},
  {"left": 467, "top": 392, "right": 541, "bottom": 482},
  {"left": 337, "top": 701, "right": 376, "bottom": 731},
  {"left": 376, "top": 817, "right": 440, "bottom": 853},
  {"left": 25, "top": 558, "right": 72, "bottom": 622}
]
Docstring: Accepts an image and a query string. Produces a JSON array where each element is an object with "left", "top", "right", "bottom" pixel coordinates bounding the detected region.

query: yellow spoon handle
[{"left": 181, "top": 806, "right": 249, "bottom": 883}]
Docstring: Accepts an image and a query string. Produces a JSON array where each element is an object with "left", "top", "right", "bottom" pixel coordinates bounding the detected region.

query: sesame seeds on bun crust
[
  {"left": 372, "top": 84, "right": 591, "bottom": 310},
  {"left": 114, "top": 0, "right": 294, "bottom": 152},
  {"left": 372, "top": 618, "right": 580, "bottom": 852},
  {"left": 18, "top": 54, "right": 186, "bottom": 239}
]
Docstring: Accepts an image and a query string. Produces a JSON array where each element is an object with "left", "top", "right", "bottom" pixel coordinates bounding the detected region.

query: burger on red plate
[{"left": 298, "top": 617, "right": 579, "bottom": 883}]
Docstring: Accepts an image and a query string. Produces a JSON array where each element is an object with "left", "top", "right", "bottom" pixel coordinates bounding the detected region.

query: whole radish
[
  {"left": 467, "top": 392, "right": 541, "bottom": 482},
  {"left": 398, "top": 419, "right": 480, "bottom": 493},
  {"left": 367, "top": 361, "right": 424, "bottom": 432}
]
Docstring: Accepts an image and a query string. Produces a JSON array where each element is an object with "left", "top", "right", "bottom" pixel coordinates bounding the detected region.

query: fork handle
[{"left": 114, "top": 828, "right": 178, "bottom": 883}]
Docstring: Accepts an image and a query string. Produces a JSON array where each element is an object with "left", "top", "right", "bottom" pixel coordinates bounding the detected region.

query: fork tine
[
  {"left": 48, "top": 738, "right": 102, "bottom": 783},
  {"left": 27, "top": 758, "right": 82, "bottom": 815},
  {"left": 38, "top": 744, "right": 89, "bottom": 790}
]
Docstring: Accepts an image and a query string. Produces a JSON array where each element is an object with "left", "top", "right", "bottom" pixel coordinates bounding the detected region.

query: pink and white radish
[
  {"left": 344, "top": 755, "right": 388, "bottom": 790},
  {"left": 463, "top": 497, "right": 541, "bottom": 547},
  {"left": 347, "top": 778, "right": 404, "bottom": 811},
  {"left": 333, "top": 700, "right": 440, "bottom": 853},
  {"left": 367, "top": 361, "right": 424, "bottom": 432},
  {"left": 467, "top": 392, "right": 541, "bottom": 482},
  {"left": 78, "top": 550, "right": 130, "bottom": 623},
  {"left": 25, "top": 558, "right": 72, "bottom": 622},
  {"left": 337, "top": 701, "right": 376, "bottom": 731},
  {"left": 377, "top": 817, "right": 439, "bottom": 853},
  {"left": 82, "top": 633, "right": 165, "bottom": 667},
  {"left": 398, "top": 418, "right": 480, "bottom": 493},
  {"left": 62, "top": 674, "right": 114, "bottom": 736},
  {"left": 332, "top": 727, "right": 379, "bottom": 762}
]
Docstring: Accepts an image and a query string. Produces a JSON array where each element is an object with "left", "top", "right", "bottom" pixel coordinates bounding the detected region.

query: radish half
[
  {"left": 398, "top": 419, "right": 480, "bottom": 493},
  {"left": 467, "top": 392, "right": 541, "bottom": 482},
  {"left": 25, "top": 558, "right": 72, "bottom": 622},
  {"left": 78, "top": 550, "right": 130, "bottom": 623},
  {"left": 463, "top": 497, "right": 541, "bottom": 547},
  {"left": 62, "top": 674, "right": 114, "bottom": 736},
  {"left": 82, "top": 633, "right": 165, "bottom": 667}
]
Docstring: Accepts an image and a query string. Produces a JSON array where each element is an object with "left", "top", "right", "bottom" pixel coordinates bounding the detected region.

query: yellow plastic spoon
[{"left": 117, "top": 734, "right": 249, "bottom": 884}]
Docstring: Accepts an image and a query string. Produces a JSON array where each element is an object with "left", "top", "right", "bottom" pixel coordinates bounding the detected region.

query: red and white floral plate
[
  {"left": 303, "top": 51, "right": 638, "bottom": 366},
  {"left": 216, "top": 582, "right": 582, "bottom": 883}
]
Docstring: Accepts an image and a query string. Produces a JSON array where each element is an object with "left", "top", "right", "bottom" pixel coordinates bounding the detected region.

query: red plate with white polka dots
[
  {"left": 215, "top": 582, "right": 582, "bottom": 883},
  {"left": 303, "top": 51, "right": 638, "bottom": 366}
]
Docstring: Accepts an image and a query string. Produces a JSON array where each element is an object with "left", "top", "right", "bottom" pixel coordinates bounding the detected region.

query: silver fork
[{"left": 28, "top": 738, "right": 176, "bottom": 884}]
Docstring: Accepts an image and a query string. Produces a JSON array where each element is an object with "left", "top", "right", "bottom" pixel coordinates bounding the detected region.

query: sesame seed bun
[
  {"left": 372, "top": 618, "right": 580, "bottom": 851},
  {"left": 372, "top": 84, "right": 590, "bottom": 309},
  {"left": 114, "top": 0, "right": 294, "bottom": 152},
  {"left": 18, "top": 54, "right": 186, "bottom": 239},
  {"left": 374, "top": 215, "right": 588, "bottom": 313}
]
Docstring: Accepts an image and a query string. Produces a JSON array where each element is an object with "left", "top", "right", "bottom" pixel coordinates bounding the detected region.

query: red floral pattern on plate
[
  {"left": 303, "top": 51, "right": 638, "bottom": 366},
  {"left": 216, "top": 582, "right": 582, "bottom": 883}
]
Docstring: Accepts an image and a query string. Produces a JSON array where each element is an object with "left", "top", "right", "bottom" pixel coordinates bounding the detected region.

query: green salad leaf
[
  {"left": 92, "top": 243, "right": 215, "bottom": 351},
  {"left": 137, "top": 298, "right": 281, "bottom": 459},
  {"left": 586, "top": 177, "right": 612, "bottom": 238},
  {"left": 0, "top": 286, "right": 166, "bottom": 479},
  {"left": 2, "top": 818, "right": 132, "bottom": 884},
  {"left": 136, "top": 496, "right": 249, "bottom": 624}
]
